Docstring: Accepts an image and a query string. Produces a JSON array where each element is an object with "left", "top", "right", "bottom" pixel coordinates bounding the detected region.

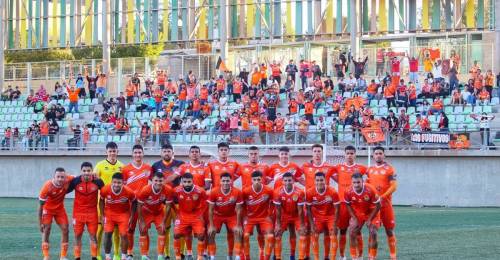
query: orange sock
[
  {"left": 208, "top": 243, "right": 216, "bottom": 256},
  {"left": 139, "top": 236, "right": 149, "bottom": 256},
  {"left": 157, "top": 235, "right": 166, "bottom": 256},
  {"left": 349, "top": 243, "right": 358, "bottom": 259},
  {"left": 197, "top": 240, "right": 205, "bottom": 258},
  {"left": 42, "top": 242, "right": 49, "bottom": 258},
  {"left": 127, "top": 233, "right": 134, "bottom": 255},
  {"left": 227, "top": 231, "right": 234, "bottom": 256},
  {"left": 298, "top": 235, "right": 306, "bottom": 260},
  {"left": 264, "top": 235, "right": 274, "bottom": 259},
  {"left": 243, "top": 234, "right": 251, "bottom": 259},
  {"left": 289, "top": 236, "right": 296, "bottom": 256},
  {"left": 339, "top": 234, "right": 347, "bottom": 257},
  {"left": 324, "top": 235, "right": 331, "bottom": 258},
  {"left": 311, "top": 234, "right": 320, "bottom": 260},
  {"left": 90, "top": 241, "right": 98, "bottom": 257},
  {"left": 369, "top": 247, "right": 378, "bottom": 259},
  {"left": 234, "top": 242, "right": 242, "bottom": 256},
  {"left": 60, "top": 242, "right": 68, "bottom": 258},
  {"left": 174, "top": 239, "right": 182, "bottom": 259},
  {"left": 388, "top": 235, "right": 397, "bottom": 258},
  {"left": 274, "top": 236, "right": 282, "bottom": 259},
  {"left": 305, "top": 234, "right": 311, "bottom": 258},
  {"left": 73, "top": 244, "right": 82, "bottom": 258},
  {"left": 186, "top": 236, "right": 193, "bottom": 255},
  {"left": 329, "top": 235, "right": 338, "bottom": 260},
  {"left": 357, "top": 234, "right": 364, "bottom": 257}
]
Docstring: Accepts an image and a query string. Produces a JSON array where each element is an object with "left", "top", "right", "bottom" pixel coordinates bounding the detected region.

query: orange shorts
[
  {"left": 311, "top": 217, "right": 335, "bottom": 233},
  {"left": 143, "top": 212, "right": 165, "bottom": 232},
  {"left": 279, "top": 216, "right": 301, "bottom": 231},
  {"left": 350, "top": 213, "right": 381, "bottom": 229},
  {"left": 213, "top": 216, "right": 238, "bottom": 233},
  {"left": 337, "top": 203, "right": 351, "bottom": 230},
  {"left": 380, "top": 202, "right": 395, "bottom": 229},
  {"left": 72, "top": 212, "right": 98, "bottom": 236},
  {"left": 174, "top": 217, "right": 205, "bottom": 236},
  {"left": 244, "top": 217, "right": 273, "bottom": 235},
  {"left": 104, "top": 214, "right": 130, "bottom": 235},
  {"left": 42, "top": 207, "right": 68, "bottom": 226}
]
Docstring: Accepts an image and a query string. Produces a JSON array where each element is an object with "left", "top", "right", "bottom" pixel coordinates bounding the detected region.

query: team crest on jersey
[
  {"left": 214, "top": 165, "right": 220, "bottom": 170},
  {"left": 249, "top": 196, "right": 253, "bottom": 199},
  {"left": 79, "top": 187, "right": 83, "bottom": 191},
  {"left": 262, "top": 195, "right": 269, "bottom": 200},
  {"left": 107, "top": 195, "right": 111, "bottom": 199},
  {"left": 148, "top": 196, "right": 152, "bottom": 200},
  {"left": 193, "top": 194, "right": 199, "bottom": 200},
  {"left": 179, "top": 195, "right": 184, "bottom": 199},
  {"left": 229, "top": 197, "right": 235, "bottom": 202},
  {"left": 292, "top": 195, "right": 298, "bottom": 201},
  {"left": 325, "top": 196, "right": 332, "bottom": 202},
  {"left": 364, "top": 195, "right": 370, "bottom": 201},
  {"left": 90, "top": 186, "right": 96, "bottom": 192}
]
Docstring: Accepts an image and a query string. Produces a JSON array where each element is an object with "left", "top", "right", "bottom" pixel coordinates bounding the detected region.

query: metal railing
[{"left": 0, "top": 127, "right": 496, "bottom": 152}]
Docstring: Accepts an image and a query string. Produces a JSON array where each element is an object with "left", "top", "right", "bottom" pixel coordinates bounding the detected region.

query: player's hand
[
  {"left": 233, "top": 226, "right": 243, "bottom": 237},
  {"left": 208, "top": 225, "right": 216, "bottom": 237}
]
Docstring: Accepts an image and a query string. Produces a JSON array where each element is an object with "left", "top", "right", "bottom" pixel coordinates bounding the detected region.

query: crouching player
[
  {"left": 137, "top": 172, "right": 173, "bottom": 260},
  {"left": 67, "top": 162, "right": 104, "bottom": 260},
  {"left": 207, "top": 173, "right": 244, "bottom": 260},
  {"left": 171, "top": 173, "right": 207, "bottom": 260},
  {"left": 306, "top": 172, "right": 340, "bottom": 260},
  {"left": 99, "top": 173, "right": 137, "bottom": 260},
  {"left": 273, "top": 172, "right": 306, "bottom": 260},
  {"left": 344, "top": 173, "right": 381, "bottom": 260},
  {"left": 38, "top": 167, "right": 74, "bottom": 260}
]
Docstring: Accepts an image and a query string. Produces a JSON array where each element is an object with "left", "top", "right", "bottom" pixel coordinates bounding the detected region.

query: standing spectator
[
  {"left": 384, "top": 83, "right": 397, "bottom": 108},
  {"left": 472, "top": 113, "right": 495, "bottom": 147},
  {"left": 131, "top": 73, "right": 141, "bottom": 96},
  {"left": 350, "top": 55, "right": 369, "bottom": 79},
  {"left": 2, "top": 127, "right": 12, "bottom": 149},
  {"left": 438, "top": 112, "right": 449, "bottom": 132},
  {"left": 408, "top": 56, "right": 419, "bottom": 85},
  {"left": 39, "top": 119, "right": 50, "bottom": 150},
  {"left": 396, "top": 79, "right": 408, "bottom": 108},
  {"left": 75, "top": 74, "right": 86, "bottom": 98},
  {"left": 299, "top": 60, "right": 309, "bottom": 90},
  {"left": 66, "top": 85, "right": 80, "bottom": 113},
  {"left": 116, "top": 92, "right": 126, "bottom": 117},
  {"left": 311, "top": 60, "right": 322, "bottom": 79},
  {"left": 269, "top": 60, "right": 283, "bottom": 85},
  {"left": 297, "top": 115, "right": 309, "bottom": 143},
  {"left": 259, "top": 63, "right": 268, "bottom": 89},
  {"left": 238, "top": 68, "right": 250, "bottom": 90},
  {"left": 285, "top": 59, "right": 298, "bottom": 82},
  {"left": 448, "top": 65, "right": 459, "bottom": 91},
  {"left": 376, "top": 48, "right": 386, "bottom": 76},
  {"left": 316, "top": 116, "right": 328, "bottom": 143},
  {"left": 284, "top": 114, "right": 296, "bottom": 143},
  {"left": 84, "top": 66, "right": 97, "bottom": 100},
  {"left": 48, "top": 119, "right": 60, "bottom": 143},
  {"left": 484, "top": 70, "right": 495, "bottom": 101},
  {"left": 96, "top": 72, "right": 107, "bottom": 97}
]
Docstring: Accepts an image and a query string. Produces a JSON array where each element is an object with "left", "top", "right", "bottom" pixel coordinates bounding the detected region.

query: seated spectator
[
  {"left": 115, "top": 117, "right": 130, "bottom": 136},
  {"left": 136, "top": 94, "right": 150, "bottom": 112},
  {"left": 26, "top": 89, "right": 36, "bottom": 106},
  {"left": 10, "top": 86, "right": 21, "bottom": 100},
  {"left": 102, "top": 98, "right": 115, "bottom": 113},
  {"left": 438, "top": 112, "right": 449, "bottom": 132},
  {"left": 413, "top": 114, "right": 431, "bottom": 132},
  {"left": 87, "top": 111, "right": 101, "bottom": 130},
  {"left": 396, "top": 79, "right": 408, "bottom": 108},
  {"left": 417, "top": 79, "right": 432, "bottom": 99},
  {"left": 429, "top": 97, "right": 444, "bottom": 115},
  {"left": 478, "top": 88, "right": 490, "bottom": 104},
  {"left": 48, "top": 119, "right": 59, "bottom": 142},
  {"left": 355, "top": 76, "right": 367, "bottom": 92},
  {"left": 53, "top": 82, "right": 65, "bottom": 100},
  {"left": 1, "top": 86, "right": 12, "bottom": 101},
  {"left": 367, "top": 80, "right": 378, "bottom": 101},
  {"left": 451, "top": 89, "right": 464, "bottom": 105},
  {"left": 45, "top": 106, "right": 57, "bottom": 122},
  {"left": 55, "top": 104, "right": 66, "bottom": 120}
]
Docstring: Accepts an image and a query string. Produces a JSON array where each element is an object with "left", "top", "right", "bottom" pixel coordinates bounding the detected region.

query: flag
[
  {"left": 216, "top": 56, "right": 229, "bottom": 72},
  {"left": 361, "top": 128, "right": 385, "bottom": 144},
  {"left": 449, "top": 133, "right": 471, "bottom": 149}
]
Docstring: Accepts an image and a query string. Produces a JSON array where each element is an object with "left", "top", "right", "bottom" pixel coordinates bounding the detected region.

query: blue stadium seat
[
  {"left": 473, "top": 106, "right": 483, "bottom": 114},
  {"left": 463, "top": 106, "right": 473, "bottom": 115},
  {"left": 483, "top": 106, "right": 492, "bottom": 113},
  {"left": 454, "top": 106, "right": 463, "bottom": 115}
]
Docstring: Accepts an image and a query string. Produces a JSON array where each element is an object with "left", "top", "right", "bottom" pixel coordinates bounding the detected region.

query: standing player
[
  {"left": 137, "top": 172, "right": 173, "bottom": 260},
  {"left": 268, "top": 146, "right": 302, "bottom": 189},
  {"left": 178, "top": 145, "right": 210, "bottom": 189},
  {"left": 99, "top": 173, "right": 137, "bottom": 260},
  {"left": 95, "top": 142, "right": 124, "bottom": 260},
  {"left": 366, "top": 146, "right": 398, "bottom": 260},
  {"left": 207, "top": 173, "right": 244, "bottom": 260},
  {"left": 205, "top": 142, "right": 240, "bottom": 259},
  {"left": 67, "top": 162, "right": 104, "bottom": 260},
  {"left": 344, "top": 173, "right": 381, "bottom": 260},
  {"left": 332, "top": 146, "right": 367, "bottom": 259},
  {"left": 151, "top": 143, "right": 185, "bottom": 259},
  {"left": 242, "top": 171, "right": 274, "bottom": 260},
  {"left": 306, "top": 172, "right": 340, "bottom": 260},
  {"left": 38, "top": 168, "right": 73, "bottom": 260},
  {"left": 122, "top": 144, "right": 152, "bottom": 258},
  {"left": 299, "top": 144, "right": 335, "bottom": 258},
  {"left": 273, "top": 172, "right": 306, "bottom": 260},
  {"left": 238, "top": 146, "right": 270, "bottom": 187},
  {"left": 171, "top": 173, "right": 207, "bottom": 260}
]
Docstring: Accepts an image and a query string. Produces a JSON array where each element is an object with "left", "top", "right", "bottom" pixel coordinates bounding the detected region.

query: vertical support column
[
  {"left": 144, "top": 0, "right": 151, "bottom": 41},
  {"left": 162, "top": 0, "right": 168, "bottom": 41},
  {"left": 465, "top": 0, "right": 475, "bottom": 29},
  {"left": 208, "top": 0, "right": 214, "bottom": 39},
  {"left": 370, "top": 0, "right": 377, "bottom": 32},
  {"left": 52, "top": 0, "right": 58, "bottom": 46},
  {"left": 286, "top": 0, "right": 293, "bottom": 36},
  {"left": 362, "top": 0, "right": 369, "bottom": 33},
  {"left": 0, "top": 0, "right": 4, "bottom": 90},
  {"left": 28, "top": 0, "right": 33, "bottom": 48},
  {"left": 35, "top": 0, "right": 40, "bottom": 48},
  {"left": 255, "top": 0, "right": 261, "bottom": 39},
  {"left": 350, "top": 0, "right": 358, "bottom": 59},
  {"left": 42, "top": 0, "right": 48, "bottom": 47},
  {"left": 231, "top": 0, "right": 238, "bottom": 38},
  {"left": 188, "top": 0, "right": 195, "bottom": 39},
  {"left": 388, "top": 0, "right": 394, "bottom": 32},
  {"left": 20, "top": 0, "right": 27, "bottom": 48},
  {"left": 27, "top": 63, "right": 32, "bottom": 93},
  {"left": 454, "top": 0, "right": 461, "bottom": 30},
  {"left": 335, "top": 0, "right": 342, "bottom": 34},
  {"left": 296, "top": 1, "right": 303, "bottom": 36},
  {"left": 102, "top": 0, "right": 111, "bottom": 77},
  {"left": 444, "top": 0, "right": 452, "bottom": 30},
  {"left": 84, "top": 0, "right": 92, "bottom": 46},
  {"left": 171, "top": 0, "right": 178, "bottom": 41},
  {"left": 7, "top": 0, "right": 14, "bottom": 49},
  {"left": 408, "top": 0, "right": 416, "bottom": 31},
  {"left": 495, "top": 0, "right": 500, "bottom": 72},
  {"left": 15, "top": 0, "right": 20, "bottom": 48},
  {"left": 314, "top": 0, "right": 321, "bottom": 35},
  {"left": 307, "top": 0, "right": 313, "bottom": 35},
  {"left": 93, "top": 0, "right": 98, "bottom": 44},
  {"left": 135, "top": 0, "right": 141, "bottom": 43},
  {"left": 239, "top": 0, "right": 245, "bottom": 38},
  {"left": 431, "top": 0, "right": 440, "bottom": 30},
  {"left": 152, "top": 0, "right": 159, "bottom": 42},
  {"left": 75, "top": 0, "right": 80, "bottom": 45},
  {"left": 127, "top": 0, "right": 133, "bottom": 43},
  {"left": 477, "top": 0, "right": 484, "bottom": 29},
  {"left": 398, "top": 0, "right": 404, "bottom": 32},
  {"left": 379, "top": 0, "right": 387, "bottom": 32},
  {"left": 219, "top": 0, "right": 227, "bottom": 59},
  {"left": 181, "top": 0, "right": 188, "bottom": 40},
  {"left": 273, "top": 0, "right": 281, "bottom": 37},
  {"left": 60, "top": 0, "right": 66, "bottom": 47},
  {"left": 422, "top": 0, "right": 429, "bottom": 31}
]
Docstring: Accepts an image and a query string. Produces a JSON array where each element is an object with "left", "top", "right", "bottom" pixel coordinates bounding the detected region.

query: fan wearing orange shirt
[
  {"left": 38, "top": 167, "right": 73, "bottom": 260},
  {"left": 205, "top": 142, "right": 240, "bottom": 189},
  {"left": 242, "top": 171, "right": 274, "bottom": 260},
  {"left": 306, "top": 172, "right": 340, "bottom": 260},
  {"left": 274, "top": 113, "right": 286, "bottom": 143},
  {"left": 332, "top": 146, "right": 368, "bottom": 259},
  {"left": 268, "top": 146, "right": 302, "bottom": 189},
  {"left": 207, "top": 173, "right": 244, "bottom": 260},
  {"left": 136, "top": 172, "right": 173, "bottom": 260},
  {"left": 345, "top": 173, "right": 381, "bottom": 260},
  {"left": 99, "top": 173, "right": 137, "bottom": 260},
  {"left": 273, "top": 172, "right": 306, "bottom": 260},
  {"left": 366, "top": 146, "right": 398, "bottom": 260},
  {"left": 67, "top": 162, "right": 104, "bottom": 260},
  {"left": 178, "top": 146, "right": 210, "bottom": 189},
  {"left": 171, "top": 173, "right": 207, "bottom": 260},
  {"left": 122, "top": 144, "right": 152, "bottom": 257}
]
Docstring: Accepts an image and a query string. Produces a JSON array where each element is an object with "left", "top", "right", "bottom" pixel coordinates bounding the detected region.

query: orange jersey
[
  {"left": 122, "top": 163, "right": 152, "bottom": 192},
  {"left": 366, "top": 163, "right": 397, "bottom": 201},
  {"left": 39, "top": 176, "right": 74, "bottom": 211},
  {"left": 178, "top": 162, "right": 210, "bottom": 187},
  {"left": 273, "top": 186, "right": 305, "bottom": 219},
  {"left": 344, "top": 184, "right": 380, "bottom": 216},
  {"left": 137, "top": 184, "right": 172, "bottom": 215},
  {"left": 300, "top": 162, "right": 335, "bottom": 189},
  {"left": 268, "top": 162, "right": 303, "bottom": 188},
  {"left": 206, "top": 160, "right": 240, "bottom": 188},
  {"left": 242, "top": 185, "right": 273, "bottom": 220},
  {"left": 100, "top": 185, "right": 136, "bottom": 216},
  {"left": 238, "top": 162, "right": 270, "bottom": 187},
  {"left": 67, "top": 175, "right": 104, "bottom": 215},
  {"left": 172, "top": 185, "right": 207, "bottom": 219},
  {"left": 332, "top": 163, "right": 368, "bottom": 200},
  {"left": 306, "top": 186, "right": 340, "bottom": 220},
  {"left": 207, "top": 187, "right": 243, "bottom": 217}
]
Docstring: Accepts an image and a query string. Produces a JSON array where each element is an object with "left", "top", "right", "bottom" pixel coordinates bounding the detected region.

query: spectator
[
  {"left": 39, "top": 119, "right": 49, "bottom": 150},
  {"left": 68, "top": 120, "right": 82, "bottom": 149},
  {"left": 299, "top": 60, "right": 309, "bottom": 90},
  {"left": 355, "top": 76, "right": 367, "bottom": 92},
  {"left": 413, "top": 114, "right": 431, "bottom": 132},
  {"left": 48, "top": 119, "right": 59, "bottom": 142},
  {"left": 66, "top": 85, "right": 80, "bottom": 113},
  {"left": 10, "top": 86, "right": 21, "bottom": 100},
  {"left": 285, "top": 59, "right": 298, "bottom": 82},
  {"left": 55, "top": 104, "right": 66, "bottom": 120},
  {"left": 451, "top": 89, "right": 464, "bottom": 105},
  {"left": 75, "top": 74, "right": 86, "bottom": 98},
  {"left": 478, "top": 88, "right": 490, "bottom": 105},
  {"left": 297, "top": 115, "right": 309, "bottom": 143},
  {"left": 350, "top": 55, "right": 369, "bottom": 79},
  {"left": 471, "top": 113, "right": 495, "bottom": 147},
  {"left": 115, "top": 117, "right": 130, "bottom": 136},
  {"left": 116, "top": 92, "right": 126, "bottom": 116},
  {"left": 430, "top": 97, "right": 444, "bottom": 115},
  {"left": 396, "top": 79, "right": 408, "bottom": 108},
  {"left": 1, "top": 86, "right": 12, "bottom": 101},
  {"left": 484, "top": 70, "right": 495, "bottom": 101},
  {"left": 316, "top": 116, "right": 328, "bottom": 143},
  {"left": 438, "top": 112, "right": 449, "bottom": 132},
  {"left": 84, "top": 66, "right": 98, "bottom": 100},
  {"left": 2, "top": 127, "right": 12, "bottom": 149},
  {"left": 131, "top": 73, "right": 141, "bottom": 96},
  {"left": 96, "top": 72, "right": 107, "bottom": 97},
  {"left": 284, "top": 114, "right": 296, "bottom": 143},
  {"left": 45, "top": 106, "right": 57, "bottom": 122},
  {"left": 311, "top": 60, "right": 322, "bottom": 79},
  {"left": 238, "top": 68, "right": 250, "bottom": 90},
  {"left": 409, "top": 56, "right": 419, "bottom": 84}
]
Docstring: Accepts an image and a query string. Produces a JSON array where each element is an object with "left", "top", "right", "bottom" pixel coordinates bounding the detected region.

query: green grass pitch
[{"left": 1, "top": 198, "right": 500, "bottom": 259}]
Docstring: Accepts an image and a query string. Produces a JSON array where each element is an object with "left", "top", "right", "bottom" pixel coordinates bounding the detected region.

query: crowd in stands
[{"left": 2, "top": 50, "right": 500, "bottom": 148}]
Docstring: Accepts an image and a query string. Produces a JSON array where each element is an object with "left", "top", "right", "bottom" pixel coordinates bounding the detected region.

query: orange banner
[{"left": 361, "top": 128, "right": 385, "bottom": 143}]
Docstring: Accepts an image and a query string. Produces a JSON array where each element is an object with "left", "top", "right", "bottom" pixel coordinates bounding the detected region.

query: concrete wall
[{"left": 1, "top": 150, "right": 499, "bottom": 207}]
